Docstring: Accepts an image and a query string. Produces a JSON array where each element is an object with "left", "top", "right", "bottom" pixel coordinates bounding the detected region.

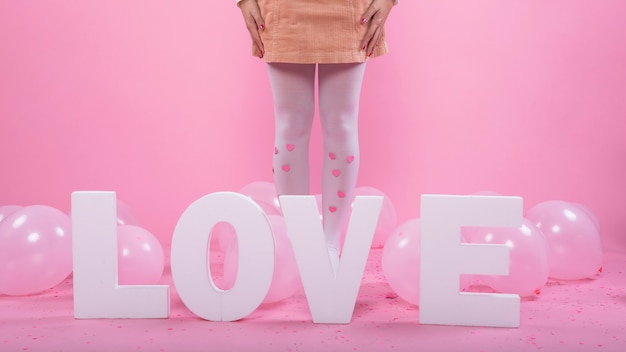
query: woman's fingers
[
  {"left": 359, "top": 0, "right": 394, "bottom": 56},
  {"left": 360, "top": 18, "right": 381, "bottom": 56},
  {"left": 239, "top": 0, "right": 265, "bottom": 58}
]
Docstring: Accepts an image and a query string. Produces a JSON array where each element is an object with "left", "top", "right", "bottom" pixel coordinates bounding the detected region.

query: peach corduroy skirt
[{"left": 255, "top": 0, "right": 388, "bottom": 64}]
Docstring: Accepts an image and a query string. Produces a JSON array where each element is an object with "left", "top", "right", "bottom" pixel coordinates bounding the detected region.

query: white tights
[{"left": 267, "top": 62, "right": 366, "bottom": 260}]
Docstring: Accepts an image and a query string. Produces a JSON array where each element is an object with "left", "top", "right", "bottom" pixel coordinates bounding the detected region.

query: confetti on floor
[{"left": 1, "top": 249, "right": 625, "bottom": 352}]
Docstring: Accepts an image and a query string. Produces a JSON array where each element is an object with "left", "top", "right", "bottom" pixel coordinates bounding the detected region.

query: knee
[
  {"left": 275, "top": 113, "right": 314, "bottom": 141},
  {"left": 321, "top": 113, "right": 358, "bottom": 141}
]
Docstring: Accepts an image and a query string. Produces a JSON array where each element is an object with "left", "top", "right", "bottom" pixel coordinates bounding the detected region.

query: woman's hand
[
  {"left": 238, "top": 0, "right": 265, "bottom": 58},
  {"left": 359, "top": 0, "right": 395, "bottom": 57}
]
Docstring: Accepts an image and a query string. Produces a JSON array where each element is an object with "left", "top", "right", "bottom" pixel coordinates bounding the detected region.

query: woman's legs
[
  {"left": 267, "top": 63, "right": 316, "bottom": 196},
  {"left": 318, "top": 63, "right": 367, "bottom": 264},
  {"left": 267, "top": 62, "right": 366, "bottom": 271}
]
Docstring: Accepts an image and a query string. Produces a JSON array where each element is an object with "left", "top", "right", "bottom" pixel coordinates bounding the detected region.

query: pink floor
[{"left": 1, "top": 248, "right": 625, "bottom": 352}]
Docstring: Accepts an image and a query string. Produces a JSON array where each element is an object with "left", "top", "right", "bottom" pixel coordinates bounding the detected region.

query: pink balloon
[
  {"left": 117, "top": 225, "right": 164, "bottom": 285},
  {"left": 239, "top": 181, "right": 282, "bottom": 215},
  {"left": 354, "top": 186, "right": 397, "bottom": 248},
  {"left": 116, "top": 199, "right": 140, "bottom": 226},
  {"left": 466, "top": 219, "right": 550, "bottom": 297},
  {"left": 0, "top": 205, "right": 23, "bottom": 223},
  {"left": 212, "top": 221, "right": 237, "bottom": 252},
  {"left": 573, "top": 203, "right": 601, "bottom": 233},
  {"left": 0, "top": 205, "right": 72, "bottom": 296},
  {"left": 526, "top": 200, "right": 603, "bottom": 280},
  {"left": 224, "top": 215, "right": 300, "bottom": 304},
  {"left": 382, "top": 218, "right": 421, "bottom": 305}
]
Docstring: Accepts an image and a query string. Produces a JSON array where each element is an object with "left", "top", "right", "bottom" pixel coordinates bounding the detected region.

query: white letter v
[{"left": 280, "top": 195, "right": 382, "bottom": 324}]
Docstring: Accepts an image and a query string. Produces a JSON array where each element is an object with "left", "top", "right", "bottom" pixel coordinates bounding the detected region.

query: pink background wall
[{"left": 2, "top": 1, "right": 625, "bottom": 250}]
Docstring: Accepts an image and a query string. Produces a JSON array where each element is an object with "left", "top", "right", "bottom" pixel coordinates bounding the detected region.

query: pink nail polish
[
  {"left": 259, "top": 24, "right": 265, "bottom": 30},
  {"left": 361, "top": 18, "right": 367, "bottom": 24},
  {"left": 368, "top": 51, "right": 373, "bottom": 57}
]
